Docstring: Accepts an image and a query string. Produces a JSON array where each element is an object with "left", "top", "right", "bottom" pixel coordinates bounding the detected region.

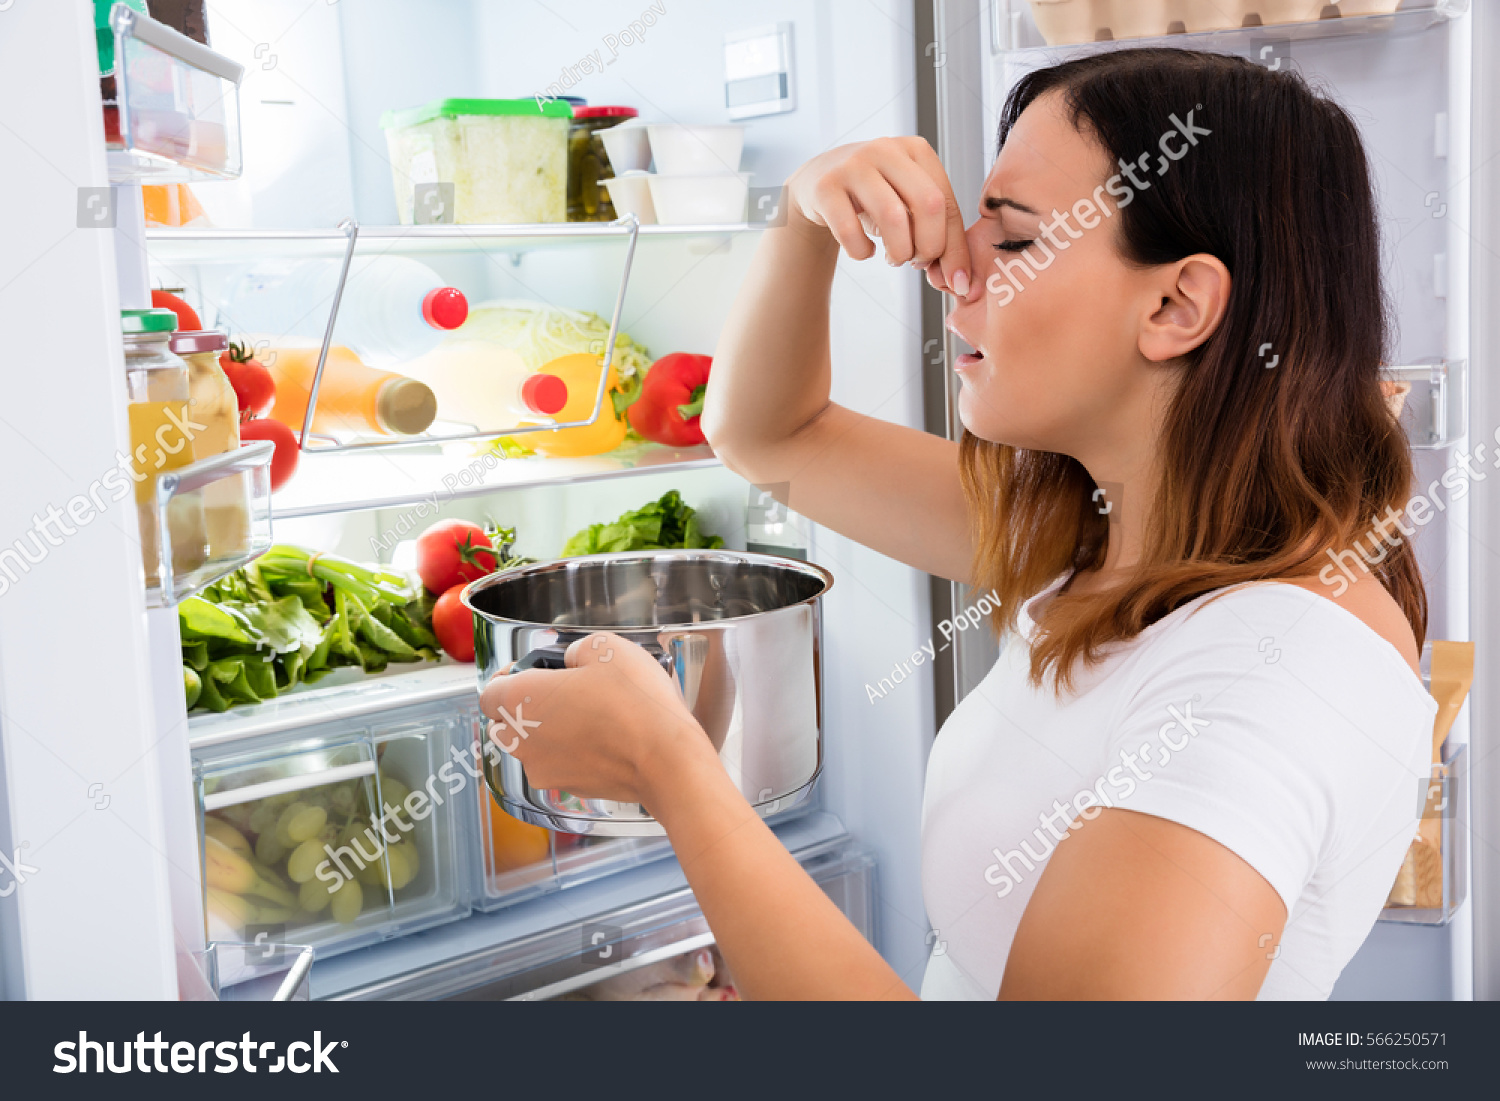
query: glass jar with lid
[
  {"left": 123, "top": 308, "right": 206, "bottom": 592},
  {"left": 170, "top": 329, "right": 251, "bottom": 563},
  {"left": 567, "top": 106, "right": 639, "bottom": 221}
]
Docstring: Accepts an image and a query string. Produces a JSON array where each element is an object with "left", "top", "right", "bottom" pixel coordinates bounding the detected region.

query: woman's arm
[
  {"left": 480, "top": 634, "right": 917, "bottom": 1001},
  {"left": 642, "top": 734, "right": 915, "bottom": 1001},
  {"left": 1000, "top": 809, "right": 1288, "bottom": 999},
  {"left": 702, "top": 138, "right": 977, "bottom": 584}
]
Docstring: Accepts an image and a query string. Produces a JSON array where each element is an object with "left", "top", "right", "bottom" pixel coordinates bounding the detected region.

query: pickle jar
[
  {"left": 123, "top": 308, "right": 207, "bottom": 592},
  {"left": 567, "top": 106, "right": 639, "bottom": 221},
  {"left": 170, "top": 329, "right": 251, "bottom": 563}
]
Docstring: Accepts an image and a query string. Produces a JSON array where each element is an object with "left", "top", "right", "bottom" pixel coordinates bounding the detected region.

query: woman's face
[{"left": 945, "top": 91, "right": 1177, "bottom": 459}]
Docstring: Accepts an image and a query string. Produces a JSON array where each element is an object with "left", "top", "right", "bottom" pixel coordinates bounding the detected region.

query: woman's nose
[{"left": 955, "top": 219, "right": 987, "bottom": 304}]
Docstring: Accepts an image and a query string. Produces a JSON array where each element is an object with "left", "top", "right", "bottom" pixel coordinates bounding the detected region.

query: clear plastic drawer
[
  {"left": 106, "top": 4, "right": 244, "bottom": 182},
  {"left": 193, "top": 706, "right": 468, "bottom": 973}
]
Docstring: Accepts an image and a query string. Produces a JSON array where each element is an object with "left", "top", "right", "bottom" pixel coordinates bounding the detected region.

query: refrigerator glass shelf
[
  {"left": 1379, "top": 743, "right": 1467, "bottom": 926},
  {"left": 264, "top": 438, "right": 719, "bottom": 520},
  {"left": 105, "top": 5, "right": 244, "bottom": 183},
  {"left": 145, "top": 439, "right": 275, "bottom": 608},
  {"left": 993, "top": 0, "right": 1467, "bottom": 55},
  {"left": 145, "top": 222, "right": 763, "bottom": 264}
]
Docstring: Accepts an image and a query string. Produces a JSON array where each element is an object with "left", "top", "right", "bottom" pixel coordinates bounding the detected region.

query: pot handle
[{"left": 507, "top": 633, "right": 707, "bottom": 711}]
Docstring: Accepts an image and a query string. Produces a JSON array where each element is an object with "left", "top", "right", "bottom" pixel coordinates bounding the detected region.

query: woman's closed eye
[{"left": 996, "top": 239, "right": 1035, "bottom": 253}]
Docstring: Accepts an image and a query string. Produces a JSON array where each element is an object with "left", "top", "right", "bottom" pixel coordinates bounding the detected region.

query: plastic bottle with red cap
[
  {"left": 398, "top": 340, "right": 572, "bottom": 430},
  {"left": 220, "top": 256, "right": 470, "bottom": 366}
]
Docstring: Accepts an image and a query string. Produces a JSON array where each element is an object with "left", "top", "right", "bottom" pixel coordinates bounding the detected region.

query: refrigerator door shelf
[
  {"left": 1380, "top": 360, "right": 1468, "bottom": 450},
  {"left": 995, "top": 0, "right": 1467, "bottom": 53},
  {"left": 145, "top": 439, "right": 274, "bottom": 608},
  {"left": 106, "top": 5, "right": 244, "bottom": 183},
  {"left": 1380, "top": 743, "right": 1468, "bottom": 925}
]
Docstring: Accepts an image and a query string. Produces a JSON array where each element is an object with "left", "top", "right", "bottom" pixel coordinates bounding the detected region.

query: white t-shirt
[{"left": 920, "top": 573, "right": 1435, "bottom": 1000}]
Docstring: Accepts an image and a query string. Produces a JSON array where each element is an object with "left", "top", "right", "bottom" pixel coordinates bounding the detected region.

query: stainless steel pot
[{"left": 461, "top": 549, "right": 833, "bottom": 836}]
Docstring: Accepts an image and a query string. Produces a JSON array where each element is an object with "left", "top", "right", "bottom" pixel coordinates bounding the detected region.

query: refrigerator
[
  {"left": 0, "top": 0, "right": 1490, "bottom": 1003},
  {"left": 0, "top": 0, "right": 935, "bottom": 1001}
]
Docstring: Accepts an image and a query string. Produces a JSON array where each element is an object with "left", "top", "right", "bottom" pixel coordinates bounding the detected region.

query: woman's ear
[{"left": 1138, "top": 254, "right": 1231, "bottom": 363}]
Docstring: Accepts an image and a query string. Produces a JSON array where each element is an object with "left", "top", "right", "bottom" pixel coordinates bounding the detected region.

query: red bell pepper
[{"left": 628, "top": 353, "right": 713, "bottom": 447}]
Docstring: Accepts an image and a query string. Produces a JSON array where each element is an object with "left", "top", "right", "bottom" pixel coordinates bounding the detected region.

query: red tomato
[
  {"left": 151, "top": 288, "right": 201, "bottom": 330},
  {"left": 239, "top": 418, "right": 301, "bottom": 491},
  {"left": 415, "top": 519, "right": 499, "bottom": 595},
  {"left": 432, "top": 585, "right": 475, "bottom": 662},
  {"left": 220, "top": 342, "right": 276, "bottom": 418}
]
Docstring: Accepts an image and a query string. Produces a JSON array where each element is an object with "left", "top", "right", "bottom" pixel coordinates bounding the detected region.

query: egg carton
[{"left": 1025, "top": 0, "right": 1404, "bottom": 45}]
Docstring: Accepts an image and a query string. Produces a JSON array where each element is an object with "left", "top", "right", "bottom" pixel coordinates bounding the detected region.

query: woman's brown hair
[{"left": 962, "top": 47, "right": 1425, "bottom": 691}]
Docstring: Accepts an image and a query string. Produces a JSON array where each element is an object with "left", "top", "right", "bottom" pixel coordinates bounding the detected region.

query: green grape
[
  {"left": 255, "top": 831, "right": 286, "bottom": 866},
  {"left": 281, "top": 803, "right": 327, "bottom": 844},
  {"left": 328, "top": 782, "right": 358, "bottom": 816},
  {"left": 299, "top": 877, "right": 335, "bottom": 914},
  {"left": 337, "top": 817, "right": 371, "bottom": 848},
  {"left": 380, "top": 844, "right": 411, "bottom": 891},
  {"left": 355, "top": 841, "right": 387, "bottom": 887},
  {"left": 246, "top": 800, "right": 280, "bottom": 837},
  {"left": 329, "top": 877, "right": 363, "bottom": 924},
  {"left": 378, "top": 773, "right": 411, "bottom": 812},
  {"left": 286, "top": 838, "right": 327, "bottom": 884}
]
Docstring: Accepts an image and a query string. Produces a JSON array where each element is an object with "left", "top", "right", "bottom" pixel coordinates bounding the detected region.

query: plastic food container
[
  {"left": 568, "top": 105, "right": 639, "bottom": 222},
  {"left": 123, "top": 308, "right": 207, "bottom": 590},
  {"left": 647, "top": 172, "right": 751, "bottom": 225},
  {"left": 645, "top": 124, "right": 745, "bottom": 175},
  {"left": 599, "top": 122, "right": 652, "bottom": 174},
  {"left": 171, "top": 329, "right": 251, "bottom": 563},
  {"left": 603, "top": 171, "right": 658, "bottom": 224},
  {"left": 380, "top": 98, "right": 573, "bottom": 225},
  {"left": 1024, "top": 0, "right": 1403, "bottom": 44}
]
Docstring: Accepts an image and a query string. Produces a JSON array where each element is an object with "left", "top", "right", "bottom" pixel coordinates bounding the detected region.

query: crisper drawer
[
  {"left": 341, "top": 839, "right": 876, "bottom": 1001},
  {"left": 192, "top": 700, "right": 469, "bottom": 970}
]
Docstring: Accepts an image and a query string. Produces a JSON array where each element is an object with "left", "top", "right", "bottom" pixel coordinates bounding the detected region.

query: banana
[
  {"left": 203, "top": 834, "right": 256, "bottom": 894},
  {"left": 203, "top": 814, "right": 252, "bottom": 857},
  {"left": 203, "top": 834, "right": 298, "bottom": 908},
  {"left": 206, "top": 886, "right": 255, "bottom": 929},
  {"left": 299, "top": 877, "right": 336, "bottom": 914}
]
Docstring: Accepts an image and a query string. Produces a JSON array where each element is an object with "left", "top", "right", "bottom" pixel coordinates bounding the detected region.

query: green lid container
[
  {"left": 95, "top": 0, "right": 149, "bottom": 75},
  {"left": 121, "top": 308, "right": 179, "bottom": 334},
  {"left": 380, "top": 97, "right": 574, "bottom": 130}
]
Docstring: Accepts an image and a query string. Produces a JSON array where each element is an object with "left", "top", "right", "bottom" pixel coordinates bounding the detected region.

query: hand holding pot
[{"left": 478, "top": 632, "right": 710, "bottom": 806}]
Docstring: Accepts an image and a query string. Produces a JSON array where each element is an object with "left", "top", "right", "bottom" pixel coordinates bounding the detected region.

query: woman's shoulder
[
  {"left": 1276, "top": 571, "right": 1421, "bottom": 676},
  {"left": 1134, "top": 573, "right": 1430, "bottom": 711}
]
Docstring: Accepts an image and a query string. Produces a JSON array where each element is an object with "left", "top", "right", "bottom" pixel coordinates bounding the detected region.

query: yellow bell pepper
[{"left": 527, "top": 353, "right": 635, "bottom": 457}]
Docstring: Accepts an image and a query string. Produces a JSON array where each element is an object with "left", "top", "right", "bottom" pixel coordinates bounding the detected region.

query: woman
[{"left": 480, "top": 48, "right": 1436, "bottom": 1000}]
